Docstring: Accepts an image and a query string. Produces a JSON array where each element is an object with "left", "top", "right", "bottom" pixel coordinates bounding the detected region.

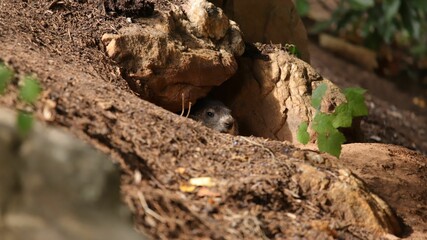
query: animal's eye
[{"left": 206, "top": 111, "right": 214, "bottom": 117}]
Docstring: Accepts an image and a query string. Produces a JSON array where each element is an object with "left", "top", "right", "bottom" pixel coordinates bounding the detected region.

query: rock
[
  {"left": 338, "top": 143, "right": 427, "bottom": 239},
  {"left": 0, "top": 108, "right": 144, "bottom": 240},
  {"left": 102, "top": 0, "right": 244, "bottom": 112},
  {"left": 210, "top": 0, "right": 310, "bottom": 62},
  {"left": 295, "top": 164, "right": 402, "bottom": 236},
  {"left": 185, "top": 0, "right": 230, "bottom": 40},
  {"left": 214, "top": 44, "right": 346, "bottom": 142}
]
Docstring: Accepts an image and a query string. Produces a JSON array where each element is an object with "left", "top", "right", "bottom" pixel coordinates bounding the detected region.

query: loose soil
[
  {"left": 339, "top": 143, "right": 427, "bottom": 240},
  {"left": 0, "top": 0, "right": 426, "bottom": 239}
]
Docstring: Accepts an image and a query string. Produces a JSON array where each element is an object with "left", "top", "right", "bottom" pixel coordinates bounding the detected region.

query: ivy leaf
[
  {"left": 312, "top": 112, "right": 335, "bottom": 134},
  {"left": 0, "top": 64, "right": 14, "bottom": 95},
  {"left": 295, "top": 0, "right": 310, "bottom": 16},
  {"left": 332, "top": 103, "right": 353, "bottom": 128},
  {"left": 401, "top": 1, "right": 418, "bottom": 38},
  {"left": 285, "top": 44, "right": 301, "bottom": 58},
  {"left": 19, "top": 76, "right": 41, "bottom": 104},
  {"left": 17, "top": 111, "right": 34, "bottom": 136},
  {"left": 311, "top": 83, "right": 328, "bottom": 110},
  {"left": 305, "top": 85, "right": 368, "bottom": 158},
  {"left": 317, "top": 129, "right": 346, "bottom": 158},
  {"left": 410, "top": 0, "right": 427, "bottom": 10},
  {"left": 379, "top": 21, "right": 397, "bottom": 44},
  {"left": 348, "top": 0, "right": 374, "bottom": 10},
  {"left": 383, "top": 0, "right": 401, "bottom": 21},
  {"left": 343, "top": 87, "right": 368, "bottom": 117},
  {"left": 410, "top": 44, "right": 427, "bottom": 57},
  {"left": 297, "top": 122, "right": 310, "bottom": 144}
]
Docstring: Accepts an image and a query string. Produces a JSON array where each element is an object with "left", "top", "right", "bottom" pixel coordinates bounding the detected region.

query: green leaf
[
  {"left": 383, "top": 0, "right": 401, "bottom": 21},
  {"left": 400, "top": 1, "right": 418, "bottom": 37},
  {"left": 295, "top": 0, "right": 310, "bottom": 16},
  {"left": 285, "top": 44, "right": 301, "bottom": 58},
  {"left": 410, "top": 18, "right": 421, "bottom": 40},
  {"left": 332, "top": 103, "right": 353, "bottom": 128},
  {"left": 312, "top": 112, "right": 334, "bottom": 134},
  {"left": 317, "top": 129, "right": 346, "bottom": 158},
  {"left": 343, "top": 87, "right": 368, "bottom": 117},
  {"left": 379, "top": 21, "right": 397, "bottom": 44},
  {"left": 311, "top": 83, "right": 328, "bottom": 110},
  {"left": 19, "top": 76, "right": 41, "bottom": 104},
  {"left": 410, "top": 0, "right": 427, "bottom": 11},
  {"left": 0, "top": 64, "right": 14, "bottom": 95},
  {"left": 348, "top": 0, "right": 374, "bottom": 10},
  {"left": 297, "top": 122, "right": 310, "bottom": 144},
  {"left": 410, "top": 44, "right": 427, "bottom": 56},
  {"left": 17, "top": 111, "right": 34, "bottom": 136}
]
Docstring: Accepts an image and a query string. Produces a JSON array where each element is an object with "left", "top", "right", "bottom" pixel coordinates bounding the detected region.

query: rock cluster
[{"left": 102, "top": 0, "right": 244, "bottom": 112}]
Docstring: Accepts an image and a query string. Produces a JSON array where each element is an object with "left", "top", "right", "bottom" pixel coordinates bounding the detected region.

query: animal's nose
[{"left": 224, "top": 118, "right": 234, "bottom": 130}]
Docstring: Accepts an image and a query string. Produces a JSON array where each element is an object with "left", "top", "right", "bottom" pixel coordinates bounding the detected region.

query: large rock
[
  {"left": 294, "top": 160, "right": 402, "bottom": 236},
  {"left": 338, "top": 143, "right": 427, "bottom": 240},
  {"left": 0, "top": 108, "right": 144, "bottom": 240},
  {"left": 102, "top": 0, "right": 244, "bottom": 112},
  {"left": 213, "top": 44, "right": 346, "bottom": 142},
  {"left": 210, "top": 0, "right": 310, "bottom": 62}
]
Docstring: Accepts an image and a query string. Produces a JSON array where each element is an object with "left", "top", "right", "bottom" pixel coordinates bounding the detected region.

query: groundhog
[{"left": 189, "top": 99, "right": 238, "bottom": 135}]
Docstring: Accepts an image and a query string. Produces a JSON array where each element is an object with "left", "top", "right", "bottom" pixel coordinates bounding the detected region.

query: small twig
[
  {"left": 67, "top": 28, "right": 72, "bottom": 42},
  {"left": 325, "top": 170, "right": 339, "bottom": 178},
  {"left": 137, "top": 191, "right": 165, "bottom": 223},
  {"left": 109, "top": 25, "right": 118, "bottom": 34},
  {"left": 240, "top": 137, "right": 276, "bottom": 161},
  {"left": 305, "top": 201, "right": 320, "bottom": 213},
  {"left": 284, "top": 188, "right": 301, "bottom": 199}
]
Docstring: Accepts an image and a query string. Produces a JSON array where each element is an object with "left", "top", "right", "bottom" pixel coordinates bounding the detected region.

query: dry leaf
[
  {"left": 175, "top": 167, "right": 186, "bottom": 174},
  {"left": 197, "top": 187, "right": 220, "bottom": 197},
  {"left": 179, "top": 184, "right": 196, "bottom": 193},
  {"left": 189, "top": 177, "right": 216, "bottom": 187},
  {"left": 413, "top": 97, "right": 426, "bottom": 108}
]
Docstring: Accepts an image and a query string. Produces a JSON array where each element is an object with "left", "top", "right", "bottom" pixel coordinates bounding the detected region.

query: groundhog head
[{"left": 190, "top": 99, "right": 238, "bottom": 135}]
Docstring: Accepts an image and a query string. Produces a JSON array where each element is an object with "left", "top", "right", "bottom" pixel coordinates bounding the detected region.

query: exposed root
[
  {"left": 137, "top": 191, "right": 165, "bottom": 223},
  {"left": 185, "top": 101, "right": 192, "bottom": 118},
  {"left": 179, "top": 93, "right": 192, "bottom": 118},
  {"left": 180, "top": 93, "right": 185, "bottom": 117}
]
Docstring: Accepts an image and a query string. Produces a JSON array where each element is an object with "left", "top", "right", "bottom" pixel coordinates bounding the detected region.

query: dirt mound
[{"left": 339, "top": 143, "right": 427, "bottom": 240}]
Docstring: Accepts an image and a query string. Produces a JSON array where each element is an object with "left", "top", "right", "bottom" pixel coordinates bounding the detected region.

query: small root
[
  {"left": 185, "top": 101, "right": 192, "bottom": 118},
  {"left": 137, "top": 191, "right": 165, "bottom": 223}
]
